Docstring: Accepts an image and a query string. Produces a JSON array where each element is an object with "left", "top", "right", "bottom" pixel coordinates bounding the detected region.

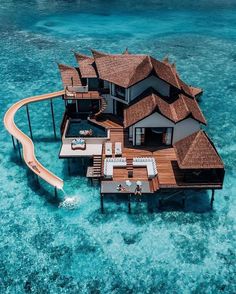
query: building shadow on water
[
  {"left": 102, "top": 189, "right": 212, "bottom": 215},
  {"left": 62, "top": 157, "right": 90, "bottom": 178},
  {"left": 25, "top": 168, "right": 61, "bottom": 206}
]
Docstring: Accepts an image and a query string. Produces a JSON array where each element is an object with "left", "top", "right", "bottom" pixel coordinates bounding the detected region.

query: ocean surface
[{"left": 0, "top": 1, "right": 236, "bottom": 293}]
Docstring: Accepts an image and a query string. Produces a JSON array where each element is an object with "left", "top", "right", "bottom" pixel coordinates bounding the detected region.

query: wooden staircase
[
  {"left": 151, "top": 176, "right": 159, "bottom": 192},
  {"left": 92, "top": 155, "right": 102, "bottom": 177},
  {"left": 94, "top": 97, "right": 107, "bottom": 118},
  {"left": 127, "top": 158, "right": 133, "bottom": 178}
]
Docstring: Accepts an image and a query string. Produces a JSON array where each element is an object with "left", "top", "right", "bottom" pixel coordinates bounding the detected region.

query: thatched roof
[{"left": 174, "top": 131, "right": 224, "bottom": 169}]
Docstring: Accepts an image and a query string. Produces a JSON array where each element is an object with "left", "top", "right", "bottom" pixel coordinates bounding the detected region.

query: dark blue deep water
[{"left": 0, "top": 1, "right": 236, "bottom": 293}]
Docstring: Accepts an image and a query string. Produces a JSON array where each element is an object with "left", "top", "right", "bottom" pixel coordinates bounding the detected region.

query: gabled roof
[
  {"left": 190, "top": 86, "right": 203, "bottom": 97},
  {"left": 174, "top": 131, "right": 224, "bottom": 169},
  {"left": 123, "top": 89, "right": 206, "bottom": 128},
  {"left": 60, "top": 49, "right": 199, "bottom": 98},
  {"left": 92, "top": 52, "right": 186, "bottom": 90},
  {"left": 91, "top": 49, "right": 108, "bottom": 59},
  {"left": 74, "top": 52, "right": 97, "bottom": 78},
  {"left": 150, "top": 57, "right": 180, "bottom": 90},
  {"left": 57, "top": 64, "right": 81, "bottom": 87},
  {"left": 93, "top": 53, "right": 150, "bottom": 88}
]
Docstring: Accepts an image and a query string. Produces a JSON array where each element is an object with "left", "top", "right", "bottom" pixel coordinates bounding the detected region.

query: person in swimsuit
[
  {"left": 117, "top": 184, "right": 126, "bottom": 192},
  {"left": 135, "top": 184, "right": 142, "bottom": 201}
]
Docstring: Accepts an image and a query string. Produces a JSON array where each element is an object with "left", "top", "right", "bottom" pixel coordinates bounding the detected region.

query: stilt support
[
  {"left": 68, "top": 158, "right": 71, "bottom": 175},
  {"left": 11, "top": 135, "right": 16, "bottom": 150},
  {"left": 182, "top": 197, "right": 185, "bottom": 209},
  {"left": 54, "top": 187, "right": 58, "bottom": 198},
  {"left": 128, "top": 194, "right": 131, "bottom": 214},
  {"left": 50, "top": 99, "right": 56, "bottom": 139},
  {"left": 16, "top": 139, "right": 22, "bottom": 161},
  {"left": 210, "top": 189, "right": 215, "bottom": 209},
  {"left": 26, "top": 105, "right": 33, "bottom": 140},
  {"left": 100, "top": 193, "right": 104, "bottom": 214}
]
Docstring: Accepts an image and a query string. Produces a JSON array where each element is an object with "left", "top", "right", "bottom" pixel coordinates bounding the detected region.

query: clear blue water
[{"left": 0, "top": 1, "right": 236, "bottom": 293}]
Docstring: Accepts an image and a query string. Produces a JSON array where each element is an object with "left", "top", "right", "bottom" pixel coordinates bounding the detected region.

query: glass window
[{"left": 115, "top": 85, "right": 126, "bottom": 100}]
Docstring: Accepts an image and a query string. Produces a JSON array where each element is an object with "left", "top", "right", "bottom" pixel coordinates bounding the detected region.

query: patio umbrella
[
  {"left": 125, "top": 180, "right": 132, "bottom": 187},
  {"left": 136, "top": 180, "right": 142, "bottom": 186}
]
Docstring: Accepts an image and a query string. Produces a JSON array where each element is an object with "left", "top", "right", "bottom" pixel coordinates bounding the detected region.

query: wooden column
[
  {"left": 128, "top": 194, "right": 131, "bottom": 214},
  {"left": 100, "top": 193, "right": 104, "bottom": 214},
  {"left": 182, "top": 197, "right": 185, "bottom": 209},
  {"left": 16, "top": 139, "right": 22, "bottom": 161},
  {"left": 210, "top": 189, "right": 215, "bottom": 209},
  {"left": 50, "top": 99, "right": 56, "bottom": 139},
  {"left": 26, "top": 105, "right": 33, "bottom": 140},
  {"left": 11, "top": 135, "right": 16, "bottom": 150}
]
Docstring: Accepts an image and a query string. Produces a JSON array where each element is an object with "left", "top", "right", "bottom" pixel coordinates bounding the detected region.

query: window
[
  {"left": 114, "top": 85, "right": 126, "bottom": 100},
  {"left": 88, "top": 78, "right": 99, "bottom": 91}
]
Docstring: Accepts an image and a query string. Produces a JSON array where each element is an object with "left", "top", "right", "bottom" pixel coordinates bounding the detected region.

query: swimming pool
[{"left": 65, "top": 119, "right": 107, "bottom": 138}]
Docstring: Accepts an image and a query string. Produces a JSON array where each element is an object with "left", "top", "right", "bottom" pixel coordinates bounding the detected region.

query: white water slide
[{"left": 4, "top": 90, "right": 65, "bottom": 189}]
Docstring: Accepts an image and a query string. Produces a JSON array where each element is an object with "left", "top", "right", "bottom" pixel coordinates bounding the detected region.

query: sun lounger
[
  {"left": 105, "top": 142, "right": 112, "bottom": 156},
  {"left": 115, "top": 142, "right": 122, "bottom": 156}
]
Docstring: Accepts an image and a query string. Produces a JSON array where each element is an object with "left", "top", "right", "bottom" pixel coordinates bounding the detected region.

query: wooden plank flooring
[{"left": 94, "top": 116, "right": 222, "bottom": 190}]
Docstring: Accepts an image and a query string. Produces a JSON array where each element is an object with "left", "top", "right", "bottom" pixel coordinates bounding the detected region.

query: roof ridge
[
  {"left": 169, "top": 104, "right": 178, "bottom": 122},
  {"left": 179, "top": 93, "right": 191, "bottom": 120},
  {"left": 203, "top": 131, "right": 224, "bottom": 166},
  {"left": 74, "top": 52, "right": 91, "bottom": 62},
  {"left": 127, "top": 55, "right": 151, "bottom": 87},
  {"left": 57, "top": 63, "right": 75, "bottom": 70},
  {"left": 91, "top": 49, "right": 108, "bottom": 59},
  {"left": 182, "top": 131, "right": 202, "bottom": 165},
  {"left": 192, "top": 97, "right": 207, "bottom": 124},
  {"left": 169, "top": 63, "right": 181, "bottom": 89}
]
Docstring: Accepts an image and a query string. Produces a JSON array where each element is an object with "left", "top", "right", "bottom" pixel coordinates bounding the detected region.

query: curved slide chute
[{"left": 4, "top": 90, "right": 65, "bottom": 189}]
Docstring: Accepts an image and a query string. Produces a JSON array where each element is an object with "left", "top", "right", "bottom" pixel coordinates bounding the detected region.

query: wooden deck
[
  {"left": 92, "top": 116, "right": 223, "bottom": 192},
  {"left": 65, "top": 91, "right": 101, "bottom": 100}
]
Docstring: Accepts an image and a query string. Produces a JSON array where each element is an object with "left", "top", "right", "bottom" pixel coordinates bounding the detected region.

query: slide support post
[
  {"left": 11, "top": 135, "right": 16, "bottom": 150},
  {"left": 50, "top": 99, "right": 56, "bottom": 139},
  {"left": 16, "top": 139, "right": 22, "bottom": 161}
]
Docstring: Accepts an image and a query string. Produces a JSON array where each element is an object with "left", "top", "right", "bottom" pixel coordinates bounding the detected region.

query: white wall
[
  {"left": 173, "top": 118, "right": 200, "bottom": 143},
  {"left": 129, "top": 76, "right": 170, "bottom": 101},
  {"left": 132, "top": 112, "right": 200, "bottom": 144}
]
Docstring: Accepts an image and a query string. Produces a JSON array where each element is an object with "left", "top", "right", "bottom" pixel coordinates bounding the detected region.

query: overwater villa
[{"left": 4, "top": 49, "right": 225, "bottom": 212}]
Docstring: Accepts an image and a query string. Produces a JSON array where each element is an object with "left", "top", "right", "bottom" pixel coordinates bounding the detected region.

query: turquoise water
[{"left": 0, "top": 1, "right": 236, "bottom": 293}]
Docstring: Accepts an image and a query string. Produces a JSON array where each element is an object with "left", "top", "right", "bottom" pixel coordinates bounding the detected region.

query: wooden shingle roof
[
  {"left": 74, "top": 52, "right": 97, "bottom": 78},
  {"left": 57, "top": 64, "right": 82, "bottom": 87},
  {"left": 174, "top": 131, "right": 224, "bottom": 169},
  {"left": 123, "top": 90, "right": 206, "bottom": 128},
  {"left": 92, "top": 51, "right": 189, "bottom": 90}
]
